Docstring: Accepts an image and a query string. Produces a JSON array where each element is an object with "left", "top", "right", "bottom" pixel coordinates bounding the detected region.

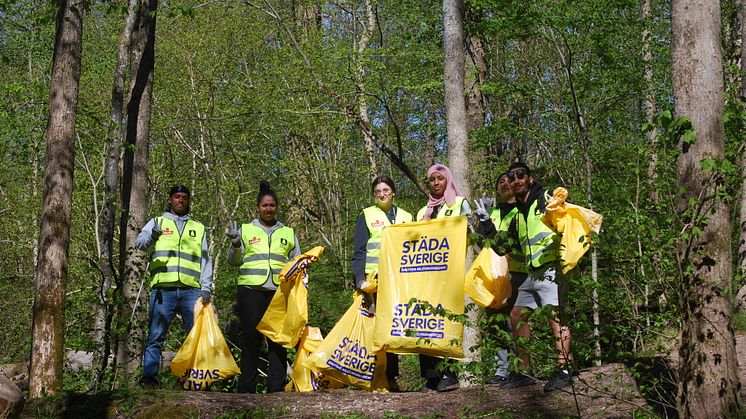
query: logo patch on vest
[
  {"left": 162, "top": 228, "right": 174, "bottom": 235},
  {"left": 445, "top": 209, "right": 454, "bottom": 216},
  {"left": 370, "top": 220, "right": 384, "bottom": 228},
  {"left": 249, "top": 237, "right": 261, "bottom": 245},
  {"left": 280, "top": 238, "right": 288, "bottom": 246},
  {"left": 189, "top": 230, "right": 196, "bottom": 237}
]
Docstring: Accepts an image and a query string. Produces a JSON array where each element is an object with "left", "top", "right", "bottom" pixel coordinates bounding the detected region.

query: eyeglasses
[
  {"left": 374, "top": 188, "right": 392, "bottom": 196},
  {"left": 507, "top": 168, "right": 529, "bottom": 181}
]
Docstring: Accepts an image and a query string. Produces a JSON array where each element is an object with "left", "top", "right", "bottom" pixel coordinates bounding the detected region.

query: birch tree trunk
[
  {"left": 28, "top": 0, "right": 84, "bottom": 398},
  {"left": 115, "top": 0, "right": 157, "bottom": 381},
  {"left": 92, "top": 0, "right": 138, "bottom": 390},
  {"left": 671, "top": 0, "right": 741, "bottom": 415}
]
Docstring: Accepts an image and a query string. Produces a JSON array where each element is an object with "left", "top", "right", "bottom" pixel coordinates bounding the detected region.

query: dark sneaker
[
  {"left": 543, "top": 370, "right": 571, "bottom": 392},
  {"left": 486, "top": 375, "right": 507, "bottom": 385},
  {"left": 436, "top": 375, "right": 460, "bottom": 392},
  {"left": 388, "top": 378, "right": 401, "bottom": 393},
  {"left": 421, "top": 377, "right": 439, "bottom": 392},
  {"left": 138, "top": 376, "right": 159, "bottom": 388},
  {"left": 500, "top": 372, "right": 536, "bottom": 389}
]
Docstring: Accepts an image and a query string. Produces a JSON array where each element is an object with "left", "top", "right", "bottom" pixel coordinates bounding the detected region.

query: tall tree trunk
[
  {"left": 736, "top": 0, "right": 746, "bottom": 309},
  {"left": 28, "top": 0, "right": 84, "bottom": 398},
  {"left": 642, "top": 0, "right": 659, "bottom": 204},
  {"left": 443, "top": 0, "right": 478, "bottom": 377},
  {"left": 464, "top": 10, "right": 487, "bottom": 193},
  {"left": 115, "top": 0, "right": 157, "bottom": 382},
  {"left": 355, "top": 0, "right": 378, "bottom": 178},
  {"left": 93, "top": 0, "right": 138, "bottom": 390},
  {"left": 671, "top": 0, "right": 741, "bottom": 416}
]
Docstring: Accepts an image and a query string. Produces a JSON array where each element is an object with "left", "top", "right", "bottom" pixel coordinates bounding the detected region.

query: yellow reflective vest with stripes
[
  {"left": 416, "top": 196, "right": 466, "bottom": 221},
  {"left": 489, "top": 206, "right": 528, "bottom": 273},
  {"left": 514, "top": 191, "right": 559, "bottom": 269},
  {"left": 238, "top": 223, "right": 295, "bottom": 286},
  {"left": 149, "top": 217, "right": 204, "bottom": 288},
  {"left": 362, "top": 205, "right": 413, "bottom": 273}
]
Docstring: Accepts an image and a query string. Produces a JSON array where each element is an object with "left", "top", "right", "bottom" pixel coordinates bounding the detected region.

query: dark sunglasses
[{"left": 507, "top": 168, "right": 529, "bottom": 181}]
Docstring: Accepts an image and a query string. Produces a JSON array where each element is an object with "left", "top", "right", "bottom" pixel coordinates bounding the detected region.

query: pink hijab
[{"left": 423, "top": 164, "right": 462, "bottom": 220}]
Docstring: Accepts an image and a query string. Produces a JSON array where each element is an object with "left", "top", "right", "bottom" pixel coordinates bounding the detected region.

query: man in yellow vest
[
  {"left": 500, "top": 163, "right": 572, "bottom": 392},
  {"left": 135, "top": 185, "right": 213, "bottom": 388}
]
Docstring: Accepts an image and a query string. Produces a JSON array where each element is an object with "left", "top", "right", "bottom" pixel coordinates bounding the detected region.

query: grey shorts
[{"left": 514, "top": 264, "right": 564, "bottom": 309}]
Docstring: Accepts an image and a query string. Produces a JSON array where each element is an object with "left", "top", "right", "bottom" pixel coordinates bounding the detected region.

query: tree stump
[{"left": 0, "top": 375, "right": 24, "bottom": 419}]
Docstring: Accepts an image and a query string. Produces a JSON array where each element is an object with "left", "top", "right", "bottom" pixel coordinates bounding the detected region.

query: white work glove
[
  {"left": 226, "top": 220, "right": 241, "bottom": 247},
  {"left": 474, "top": 199, "right": 491, "bottom": 222}
]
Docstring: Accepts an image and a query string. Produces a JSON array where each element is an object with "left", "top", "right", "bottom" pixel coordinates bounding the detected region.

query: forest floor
[{"left": 19, "top": 335, "right": 746, "bottom": 418}]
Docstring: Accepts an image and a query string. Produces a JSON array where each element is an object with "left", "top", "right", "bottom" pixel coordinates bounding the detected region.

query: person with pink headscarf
[
  {"left": 416, "top": 163, "right": 471, "bottom": 392},
  {"left": 416, "top": 164, "right": 471, "bottom": 221}
]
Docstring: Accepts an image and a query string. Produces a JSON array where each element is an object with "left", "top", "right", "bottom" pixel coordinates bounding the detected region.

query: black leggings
[{"left": 236, "top": 286, "right": 287, "bottom": 393}]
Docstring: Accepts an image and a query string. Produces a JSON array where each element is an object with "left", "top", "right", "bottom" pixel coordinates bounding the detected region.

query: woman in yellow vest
[
  {"left": 227, "top": 181, "right": 301, "bottom": 393},
  {"left": 351, "top": 175, "right": 412, "bottom": 391},
  {"left": 417, "top": 163, "right": 471, "bottom": 391}
]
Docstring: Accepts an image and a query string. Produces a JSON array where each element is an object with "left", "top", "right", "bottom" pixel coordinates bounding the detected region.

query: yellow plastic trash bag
[
  {"left": 464, "top": 247, "right": 511, "bottom": 309},
  {"left": 303, "top": 293, "right": 389, "bottom": 391},
  {"left": 171, "top": 304, "right": 240, "bottom": 390},
  {"left": 258, "top": 246, "right": 324, "bottom": 348},
  {"left": 542, "top": 187, "right": 603, "bottom": 274},
  {"left": 285, "top": 326, "right": 344, "bottom": 392},
  {"left": 373, "top": 216, "right": 467, "bottom": 358}
]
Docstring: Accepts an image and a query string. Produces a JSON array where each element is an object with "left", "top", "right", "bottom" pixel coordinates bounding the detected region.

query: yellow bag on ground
[
  {"left": 170, "top": 304, "right": 240, "bottom": 390},
  {"left": 542, "top": 188, "right": 603, "bottom": 274},
  {"left": 285, "top": 326, "right": 344, "bottom": 392},
  {"left": 258, "top": 246, "right": 324, "bottom": 348},
  {"left": 303, "top": 293, "right": 388, "bottom": 391},
  {"left": 464, "top": 247, "right": 511, "bottom": 309},
  {"left": 373, "top": 216, "right": 467, "bottom": 358}
]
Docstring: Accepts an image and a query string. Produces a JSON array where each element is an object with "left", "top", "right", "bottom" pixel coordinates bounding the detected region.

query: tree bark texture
[
  {"left": 93, "top": 0, "right": 139, "bottom": 389},
  {"left": 115, "top": 0, "right": 156, "bottom": 380},
  {"left": 737, "top": 0, "right": 746, "bottom": 307},
  {"left": 443, "top": 0, "right": 478, "bottom": 374},
  {"left": 671, "top": 0, "right": 741, "bottom": 416},
  {"left": 28, "top": 0, "right": 83, "bottom": 398}
]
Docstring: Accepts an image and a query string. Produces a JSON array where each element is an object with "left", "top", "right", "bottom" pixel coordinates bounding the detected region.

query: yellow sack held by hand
[
  {"left": 170, "top": 304, "right": 240, "bottom": 391},
  {"left": 373, "top": 216, "right": 467, "bottom": 358},
  {"left": 303, "top": 293, "right": 388, "bottom": 391},
  {"left": 258, "top": 246, "right": 324, "bottom": 348},
  {"left": 464, "top": 247, "right": 511, "bottom": 309},
  {"left": 285, "top": 326, "right": 344, "bottom": 392},
  {"left": 542, "top": 188, "right": 603, "bottom": 274}
]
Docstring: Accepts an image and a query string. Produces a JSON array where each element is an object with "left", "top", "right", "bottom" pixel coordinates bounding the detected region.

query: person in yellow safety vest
[
  {"left": 474, "top": 172, "right": 528, "bottom": 385},
  {"left": 226, "top": 181, "right": 301, "bottom": 394},
  {"left": 135, "top": 184, "right": 214, "bottom": 388},
  {"left": 499, "top": 162, "right": 572, "bottom": 393},
  {"left": 351, "top": 175, "right": 413, "bottom": 392},
  {"left": 417, "top": 164, "right": 471, "bottom": 392}
]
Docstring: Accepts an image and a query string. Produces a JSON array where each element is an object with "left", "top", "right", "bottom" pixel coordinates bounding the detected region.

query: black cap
[
  {"left": 169, "top": 184, "right": 191, "bottom": 197},
  {"left": 509, "top": 162, "right": 531, "bottom": 174}
]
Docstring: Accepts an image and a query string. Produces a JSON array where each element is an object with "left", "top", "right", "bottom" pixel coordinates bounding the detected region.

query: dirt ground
[{"left": 18, "top": 335, "right": 746, "bottom": 418}]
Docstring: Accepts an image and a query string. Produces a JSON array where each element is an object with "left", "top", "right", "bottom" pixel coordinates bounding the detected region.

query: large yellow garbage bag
[
  {"left": 542, "top": 187, "right": 603, "bottom": 274},
  {"left": 464, "top": 247, "right": 511, "bottom": 309},
  {"left": 373, "top": 216, "right": 467, "bottom": 358},
  {"left": 303, "top": 293, "right": 388, "bottom": 391},
  {"left": 285, "top": 326, "right": 344, "bottom": 392},
  {"left": 258, "top": 246, "right": 324, "bottom": 348},
  {"left": 170, "top": 304, "right": 241, "bottom": 390}
]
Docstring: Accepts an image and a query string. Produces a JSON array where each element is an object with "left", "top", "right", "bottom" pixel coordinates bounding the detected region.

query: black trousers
[{"left": 237, "top": 286, "right": 287, "bottom": 393}]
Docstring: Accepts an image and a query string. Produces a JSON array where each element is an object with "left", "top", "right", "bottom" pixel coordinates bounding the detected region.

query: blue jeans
[{"left": 142, "top": 287, "right": 200, "bottom": 378}]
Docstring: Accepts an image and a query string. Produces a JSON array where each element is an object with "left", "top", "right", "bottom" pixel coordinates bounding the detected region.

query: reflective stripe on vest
[
  {"left": 362, "top": 206, "right": 413, "bottom": 273},
  {"left": 416, "top": 196, "right": 466, "bottom": 221},
  {"left": 238, "top": 223, "right": 295, "bottom": 286},
  {"left": 515, "top": 193, "right": 559, "bottom": 268},
  {"left": 490, "top": 206, "right": 528, "bottom": 273},
  {"left": 149, "top": 217, "right": 204, "bottom": 288}
]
